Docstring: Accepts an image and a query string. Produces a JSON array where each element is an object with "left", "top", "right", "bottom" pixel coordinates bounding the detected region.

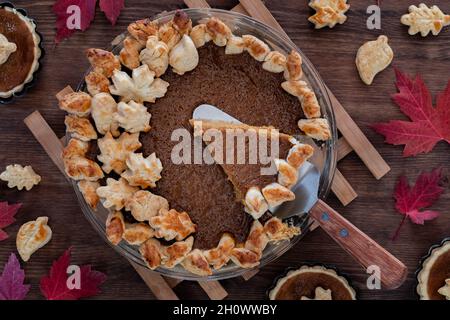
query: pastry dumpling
[
  {"left": 356, "top": 35, "right": 393, "bottom": 85},
  {"left": 16, "top": 217, "right": 52, "bottom": 262}
]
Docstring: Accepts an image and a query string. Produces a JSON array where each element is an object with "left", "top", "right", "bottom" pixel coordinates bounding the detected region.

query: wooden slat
[
  {"left": 130, "top": 261, "right": 179, "bottom": 300},
  {"left": 164, "top": 277, "right": 183, "bottom": 288},
  {"left": 241, "top": 268, "right": 260, "bottom": 281},
  {"left": 198, "top": 281, "right": 228, "bottom": 300},
  {"left": 239, "top": 0, "right": 289, "bottom": 38},
  {"left": 231, "top": 3, "right": 248, "bottom": 14},
  {"left": 337, "top": 137, "right": 353, "bottom": 161},
  {"left": 326, "top": 88, "right": 390, "bottom": 179},
  {"left": 184, "top": 0, "right": 211, "bottom": 9},
  {"left": 331, "top": 169, "right": 357, "bottom": 206}
]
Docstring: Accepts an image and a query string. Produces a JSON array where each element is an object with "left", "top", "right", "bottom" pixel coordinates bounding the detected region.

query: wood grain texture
[{"left": 0, "top": 0, "right": 448, "bottom": 300}]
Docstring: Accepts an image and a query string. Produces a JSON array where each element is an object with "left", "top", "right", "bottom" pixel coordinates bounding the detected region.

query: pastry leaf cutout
[
  {"left": 372, "top": 68, "right": 450, "bottom": 157},
  {"left": 392, "top": 168, "right": 445, "bottom": 240}
]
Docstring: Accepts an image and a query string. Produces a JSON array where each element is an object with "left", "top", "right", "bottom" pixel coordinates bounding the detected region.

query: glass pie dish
[{"left": 72, "top": 8, "right": 337, "bottom": 281}]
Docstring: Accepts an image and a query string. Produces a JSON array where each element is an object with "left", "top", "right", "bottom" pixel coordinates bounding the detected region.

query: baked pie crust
[
  {"left": 269, "top": 265, "right": 356, "bottom": 300},
  {"left": 61, "top": 11, "right": 332, "bottom": 276},
  {"left": 416, "top": 239, "right": 450, "bottom": 300},
  {"left": 0, "top": 4, "right": 43, "bottom": 101}
]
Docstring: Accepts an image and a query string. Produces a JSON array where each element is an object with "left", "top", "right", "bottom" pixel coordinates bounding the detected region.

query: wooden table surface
[{"left": 0, "top": 0, "right": 449, "bottom": 300}]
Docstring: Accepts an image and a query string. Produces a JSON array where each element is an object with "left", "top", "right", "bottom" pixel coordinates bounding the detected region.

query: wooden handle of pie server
[{"left": 310, "top": 199, "right": 407, "bottom": 289}]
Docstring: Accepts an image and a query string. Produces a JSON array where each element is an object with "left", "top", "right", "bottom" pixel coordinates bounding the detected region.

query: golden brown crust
[
  {"left": 308, "top": 0, "right": 350, "bottom": 29},
  {"left": 62, "top": 139, "right": 104, "bottom": 181},
  {"left": 128, "top": 18, "right": 159, "bottom": 45},
  {"left": 77, "top": 180, "right": 100, "bottom": 210},
  {"left": 97, "top": 131, "right": 142, "bottom": 175},
  {"left": 139, "top": 36, "right": 169, "bottom": 77},
  {"left": 261, "top": 183, "right": 295, "bottom": 208},
  {"left": 86, "top": 48, "right": 121, "bottom": 78},
  {"left": 122, "top": 222, "right": 154, "bottom": 245},
  {"left": 16, "top": 216, "right": 52, "bottom": 262},
  {"left": 274, "top": 159, "right": 298, "bottom": 188},
  {"left": 190, "top": 24, "right": 212, "bottom": 48},
  {"left": 139, "top": 238, "right": 163, "bottom": 270},
  {"left": 284, "top": 50, "right": 303, "bottom": 81},
  {"left": 96, "top": 177, "right": 139, "bottom": 211},
  {"left": 203, "top": 233, "right": 235, "bottom": 270},
  {"left": 163, "top": 236, "right": 194, "bottom": 268},
  {"left": 124, "top": 190, "right": 169, "bottom": 222},
  {"left": 281, "top": 80, "right": 321, "bottom": 118},
  {"left": 264, "top": 217, "right": 300, "bottom": 242},
  {"left": 65, "top": 115, "right": 97, "bottom": 141},
  {"left": 230, "top": 247, "right": 260, "bottom": 268},
  {"left": 172, "top": 10, "right": 192, "bottom": 35},
  {"left": 181, "top": 249, "right": 212, "bottom": 276},
  {"left": 206, "top": 17, "right": 232, "bottom": 47},
  {"left": 149, "top": 209, "right": 196, "bottom": 241},
  {"left": 243, "top": 35, "right": 270, "bottom": 61},
  {"left": 244, "top": 220, "right": 269, "bottom": 255},
  {"left": 298, "top": 118, "right": 331, "bottom": 141},
  {"left": 59, "top": 92, "right": 92, "bottom": 117},
  {"left": 120, "top": 36, "right": 144, "bottom": 70},
  {"left": 0, "top": 164, "right": 41, "bottom": 191},
  {"left": 286, "top": 143, "right": 314, "bottom": 169},
  {"left": 262, "top": 51, "right": 287, "bottom": 73},
  {"left": 106, "top": 211, "right": 125, "bottom": 245},
  {"left": 85, "top": 72, "right": 110, "bottom": 96},
  {"left": 121, "top": 153, "right": 162, "bottom": 188}
]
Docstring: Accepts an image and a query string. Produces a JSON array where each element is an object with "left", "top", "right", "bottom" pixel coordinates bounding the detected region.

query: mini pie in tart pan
[
  {"left": 62, "top": 8, "right": 337, "bottom": 280},
  {"left": 0, "top": 2, "right": 44, "bottom": 104},
  {"left": 416, "top": 238, "right": 450, "bottom": 300},
  {"left": 268, "top": 264, "right": 357, "bottom": 300}
]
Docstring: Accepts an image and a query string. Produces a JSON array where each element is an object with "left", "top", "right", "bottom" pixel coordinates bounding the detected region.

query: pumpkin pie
[
  {"left": 0, "top": 3, "right": 42, "bottom": 101},
  {"left": 61, "top": 11, "right": 331, "bottom": 275}
]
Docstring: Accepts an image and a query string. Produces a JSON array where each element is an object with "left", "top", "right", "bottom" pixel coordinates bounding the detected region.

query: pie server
[{"left": 193, "top": 104, "right": 407, "bottom": 289}]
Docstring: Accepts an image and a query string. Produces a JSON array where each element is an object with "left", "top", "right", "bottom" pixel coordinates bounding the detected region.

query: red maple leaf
[
  {"left": 0, "top": 202, "right": 22, "bottom": 241},
  {"left": 372, "top": 68, "right": 450, "bottom": 157},
  {"left": 0, "top": 253, "right": 30, "bottom": 300},
  {"left": 392, "top": 168, "right": 445, "bottom": 240},
  {"left": 40, "top": 248, "right": 106, "bottom": 300},
  {"left": 53, "top": 0, "right": 97, "bottom": 43},
  {"left": 99, "top": 0, "right": 125, "bottom": 25}
]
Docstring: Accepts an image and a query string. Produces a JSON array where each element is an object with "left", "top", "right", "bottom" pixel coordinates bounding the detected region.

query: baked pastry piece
[
  {"left": 139, "top": 36, "right": 169, "bottom": 77},
  {"left": 16, "top": 216, "right": 52, "bottom": 262},
  {"left": 308, "top": 0, "right": 350, "bottom": 29},
  {"left": 269, "top": 265, "right": 356, "bottom": 300},
  {"left": 62, "top": 138, "right": 104, "bottom": 181},
  {"left": 121, "top": 152, "right": 162, "bottom": 188},
  {"left": 149, "top": 208, "right": 196, "bottom": 241},
  {"left": 181, "top": 249, "right": 212, "bottom": 276},
  {"left": 77, "top": 180, "right": 100, "bottom": 210},
  {"left": 97, "top": 177, "right": 138, "bottom": 211},
  {"left": 356, "top": 35, "right": 393, "bottom": 85},
  {"left": 0, "top": 4, "right": 42, "bottom": 100},
  {"left": 203, "top": 233, "right": 235, "bottom": 270},
  {"left": 401, "top": 4, "right": 450, "bottom": 37},
  {"left": 114, "top": 100, "right": 152, "bottom": 133},
  {"left": 124, "top": 190, "right": 169, "bottom": 221},
  {"left": 190, "top": 119, "right": 307, "bottom": 218},
  {"left": 298, "top": 118, "right": 332, "bottom": 141},
  {"left": 0, "top": 164, "right": 41, "bottom": 191},
  {"left": 65, "top": 115, "right": 97, "bottom": 141},
  {"left": 59, "top": 92, "right": 92, "bottom": 117},
  {"left": 417, "top": 239, "right": 450, "bottom": 300}
]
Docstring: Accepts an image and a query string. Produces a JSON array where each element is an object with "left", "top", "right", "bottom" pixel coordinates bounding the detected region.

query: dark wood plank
[{"left": 0, "top": 0, "right": 448, "bottom": 300}]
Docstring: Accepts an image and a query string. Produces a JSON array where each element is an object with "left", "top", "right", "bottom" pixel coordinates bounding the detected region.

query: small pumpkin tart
[
  {"left": 0, "top": 3, "right": 43, "bottom": 102},
  {"left": 268, "top": 265, "right": 356, "bottom": 300},
  {"left": 416, "top": 238, "right": 450, "bottom": 300}
]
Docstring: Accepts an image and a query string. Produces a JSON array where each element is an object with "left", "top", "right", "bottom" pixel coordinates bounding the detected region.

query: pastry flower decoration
[
  {"left": 97, "top": 131, "right": 142, "bottom": 174},
  {"left": 438, "top": 279, "right": 450, "bottom": 300},
  {"left": 301, "top": 287, "right": 333, "bottom": 300},
  {"left": 0, "top": 33, "right": 17, "bottom": 65},
  {"left": 149, "top": 208, "right": 196, "bottom": 241},
  {"left": 121, "top": 153, "right": 163, "bottom": 188},
  {"left": 308, "top": 0, "right": 350, "bottom": 29},
  {"left": 114, "top": 100, "right": 152, "bottom": 133},
  {"left": 96, "top": 177, "right": 139, "bottom": 211},
  {"left": 0, "top": 164, "right": 41, "bottom": 191},
  {"left": 91, "top": 92, "right": 119, "bottom": 136},
  {"left": 16, "top": 217, "right": 52, "bottom": 262},
  {"left": 401, "top": 4, "right": 450, "bottom": 37},
  {"left": 109, "top": 64, "right": 169, "bottom": 103},
  {"left": 169, "top": 34, "right": 199, "bottom": 75}
]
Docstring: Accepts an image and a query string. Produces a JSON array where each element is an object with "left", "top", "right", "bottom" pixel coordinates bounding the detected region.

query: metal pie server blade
[{"left": 192, "top": 104, "right": 318, "bottom": 220}]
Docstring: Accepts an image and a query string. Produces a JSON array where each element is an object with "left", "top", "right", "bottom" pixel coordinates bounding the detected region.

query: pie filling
[
  {"left": 0, "top": 7, "right": 37, "bottom": 94},
  {"left": 426, "top": 250, "right": 450, "bottom": 300},
  {"left": 60, "top": 11, "right": 332, "bottom": 275}
]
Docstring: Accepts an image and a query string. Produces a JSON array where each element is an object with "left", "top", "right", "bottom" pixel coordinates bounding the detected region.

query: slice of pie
[{"left": 190, "top": 119, "right": 314, "bottom": 219}]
